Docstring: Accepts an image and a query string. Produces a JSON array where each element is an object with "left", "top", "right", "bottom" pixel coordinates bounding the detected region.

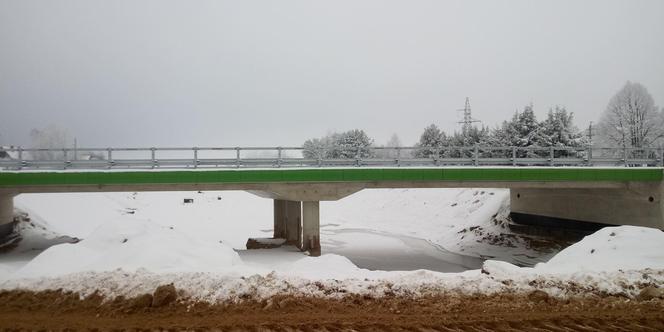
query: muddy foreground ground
[{"left": 0, "top": 287, "right": 663, "bottom": 331}]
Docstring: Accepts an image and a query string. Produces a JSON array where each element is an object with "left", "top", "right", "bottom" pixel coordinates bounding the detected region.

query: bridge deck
[{"left": 0, "top": 167, "right": 661, "bottom": 189}]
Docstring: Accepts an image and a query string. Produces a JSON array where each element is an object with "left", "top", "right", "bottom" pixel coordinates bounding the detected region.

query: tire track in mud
[{"left": 0, "top": 289, "right": 663, "bottom": 331}]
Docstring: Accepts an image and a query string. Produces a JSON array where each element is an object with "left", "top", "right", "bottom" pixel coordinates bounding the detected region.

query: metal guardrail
[{"left": 0, "top": 146, "right": 662, "bottom": 170}]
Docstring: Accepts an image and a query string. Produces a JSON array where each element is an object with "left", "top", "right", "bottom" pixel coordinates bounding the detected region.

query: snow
[
  {"left": 279, "top": 254, "right": 369, "bottom": 280},
  {"left": 251, "top": 238, "right": 287, "bottom": 245},
  {"left": 3, "top": 264, "right": 662, "bottom": 303},
  {"left": 533, "top": 226, "right": 664, "bottom": 273},
  {"left": 323, "top": 188, "right": 550, "bottom": 265},
  {"left": 15, "top": 191, "right": 271, "bottom": 249},
  {"left": 13, "top": 218, "right": 242, "bottom": 278},
  {"left": 480, "top": 226, "right": 664, "bottom": 277},
  {"left": 0, "top": 189, "right": 663, "bottom": 302}
]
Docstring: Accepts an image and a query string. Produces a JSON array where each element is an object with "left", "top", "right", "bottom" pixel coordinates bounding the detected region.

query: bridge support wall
[
  {"left": 0, "top": 194, "right": 15, "bottom": 239},
  {"left": 510, "top": 182, "right": 664, "bottom": 229}
]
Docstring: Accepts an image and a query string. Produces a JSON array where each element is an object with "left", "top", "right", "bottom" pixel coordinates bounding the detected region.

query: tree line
[
  {"left": 303, "top": 81, "right": 663, "bottom": 159},
  {"left": 4, "top": 81, "right": 662, "bottom": 161}
]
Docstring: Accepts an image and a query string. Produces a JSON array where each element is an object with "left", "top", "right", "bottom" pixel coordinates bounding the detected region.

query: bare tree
[
  {"left": 29, "top": 125, "right": 71, "bottom": 160},
  {"left": 375, "top": 133, "right": 402, "bottom": 158},
  {"left": 597, "top": 81, "right": 663, "bottom": 148}
]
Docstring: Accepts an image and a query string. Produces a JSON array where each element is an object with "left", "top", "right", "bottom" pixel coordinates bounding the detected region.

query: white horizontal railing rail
[{"left": 0, "top": 146, "right": 662, "bottom": 170}]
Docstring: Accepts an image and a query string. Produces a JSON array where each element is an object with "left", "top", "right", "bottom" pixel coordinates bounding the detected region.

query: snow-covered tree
[
  {"left": 514, "top": 104, "right": 547, "bottom": 148},
  {"left": 302, "top": 129, "right": 374, "bottom": 159},
  {"left": 597, "top": 81, "right": 663, "bottom": 148},
  {"left": 539, "top": 106, "right": 586, "bottom": 156},
  {"left": 331, "top": 129, "right": 374, "bottom": 158},
  {"left": 486, "top": 105, "right": 542, "bottom": 157},
  {"left": 29, "top": 125, "right": 72, "bottom": 160},
  {"left": 302, "top": 136, "right": 333, "bottom": 159},
  {"left": 414, "top": 124, "right": 444, "bottom": 158},
  {"left": 447, "top": 126, "right": 491, "bottom": 157}
]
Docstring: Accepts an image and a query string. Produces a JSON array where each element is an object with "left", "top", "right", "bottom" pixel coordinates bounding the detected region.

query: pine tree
[
  {"left": 414, "top": 124, "right": 444, "bottom": 158},
  {"left": 333, "top": 129, "right": 374, "bottom": 158},
  {"left": 303, "top": 129, "right": 374, "bottom": 160}
]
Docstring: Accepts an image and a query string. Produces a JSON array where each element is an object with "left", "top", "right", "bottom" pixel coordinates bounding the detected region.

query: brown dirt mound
[{"left": 0, "top": 287, "right": 663, "bottom": 331}]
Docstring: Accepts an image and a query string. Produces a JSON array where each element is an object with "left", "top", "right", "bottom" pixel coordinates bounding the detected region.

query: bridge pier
[
  {"left": 272, "top": 199, "right": 320, "bottom": 256},
  {"left": 0, "top": 194, "right": 16, "bottom": 239},
  {"left": 301, "top": 201, "right": 320, "bottom": 256},
  {"left": 510, "top": 182, "right": 664, "bottom": 229}
]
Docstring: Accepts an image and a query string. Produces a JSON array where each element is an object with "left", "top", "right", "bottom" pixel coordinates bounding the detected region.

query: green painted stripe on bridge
[{"left": 0, "top": 168, "right": 662, "bottom": 187}]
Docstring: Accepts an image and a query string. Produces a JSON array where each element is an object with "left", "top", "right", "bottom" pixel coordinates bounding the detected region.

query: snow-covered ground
[{"left": 1, "top": 188, "right": 663, "bottom": 302}]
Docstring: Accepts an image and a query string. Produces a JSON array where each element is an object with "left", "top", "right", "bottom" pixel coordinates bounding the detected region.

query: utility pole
[
  {"left": 587, "top": 122, "right": 593, "bottom": 146},
  {"left": 457, "top": 97, "right": 481, "bottom": 135}
]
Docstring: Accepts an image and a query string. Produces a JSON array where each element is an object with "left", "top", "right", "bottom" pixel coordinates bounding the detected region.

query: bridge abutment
[
  {"left": 510, "top": 182, "right": 664, "bottom": 229},
  {"left": 0, "top": 194, "right": 15, "bottom": 239}
]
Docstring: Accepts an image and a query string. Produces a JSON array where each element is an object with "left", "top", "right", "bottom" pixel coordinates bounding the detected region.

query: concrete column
[
  {"left": 0, "top": 194, "right": 16, "bottom": 239},
  {"left": 510, "top": 182, "right": 664, "bottom": 229},
  {"left": 274, "top": 200, "right": 302, "bottom": 245},
  {"left": 301, "top": 201, "right": 320, "bottom": 256},
  {"left": 284, "top": 200, "right": 301, "bottom": 244},
  {"left": 273, "top": 199, "right": 286, "bottom": 238}
]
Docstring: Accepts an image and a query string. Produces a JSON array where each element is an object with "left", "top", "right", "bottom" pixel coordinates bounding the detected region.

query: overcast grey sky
[{"left": 1, "top": 0, "right": 663, "bottom": 147}]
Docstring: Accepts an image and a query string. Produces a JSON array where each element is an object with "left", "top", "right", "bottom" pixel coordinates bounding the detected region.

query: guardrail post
[
  {"left": 235, "top": 147, "right": 240, "bottom": 168},
  {"left": 512, "top": 146, "right": 516, "bottom": 166},
  {"left": 107, "top": 148, "right": 113, "bottom": 169},
  {"left": 396, "top": 147, "right": 401, "bottom": 166},
  {"left": 63, "top": 149, "right": 68, "bottom": 169},
  {"left": 193, "top": 147, "right": 199, "bottom": 169},
  {"left": 474, "top": 145, "right": 479, "bottom": 166},
  {"left": 151, "top": 147, "right": 156, "bottom": 169},
  {"left": 277, "top": 147, "right": 282, "bottom": 168},
  {"left": 549, "top": 146, "right": 554, "bottom": 166},
  {"left": 17, "top": 147, "right": 23, "bottom": 170}
]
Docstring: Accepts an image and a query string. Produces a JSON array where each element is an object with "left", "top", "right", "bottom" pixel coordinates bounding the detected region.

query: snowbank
[
  {"left": 3, "top": 265, "right": 663, "bottom": 303},
  {"left": 278, "top": 254, "right": 368, "bottom": 279},
  {"left": 533, "top": 226, "right": 664, "bottom": 273},
  {"left": 481, "top": 226, "right": 664, "bottom": 279},
  {"left": 11, "top": 218, "right": 242, "bottom": 278}
]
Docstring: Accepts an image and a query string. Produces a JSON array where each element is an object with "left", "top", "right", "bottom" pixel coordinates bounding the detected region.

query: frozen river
[
  {"left": 239, "top": 227, "right": 484, "bottom": 273},
  {"left": 323, "top": 228, "right": 483, "bottom": 272}
]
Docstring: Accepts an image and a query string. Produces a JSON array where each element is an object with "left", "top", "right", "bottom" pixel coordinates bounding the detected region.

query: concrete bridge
[
  {"left": 2, "top": 145, "right": 663, "bottom": 255},
  {"left": 1, "top": 166, "right": 662, "bottom": 255}
]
